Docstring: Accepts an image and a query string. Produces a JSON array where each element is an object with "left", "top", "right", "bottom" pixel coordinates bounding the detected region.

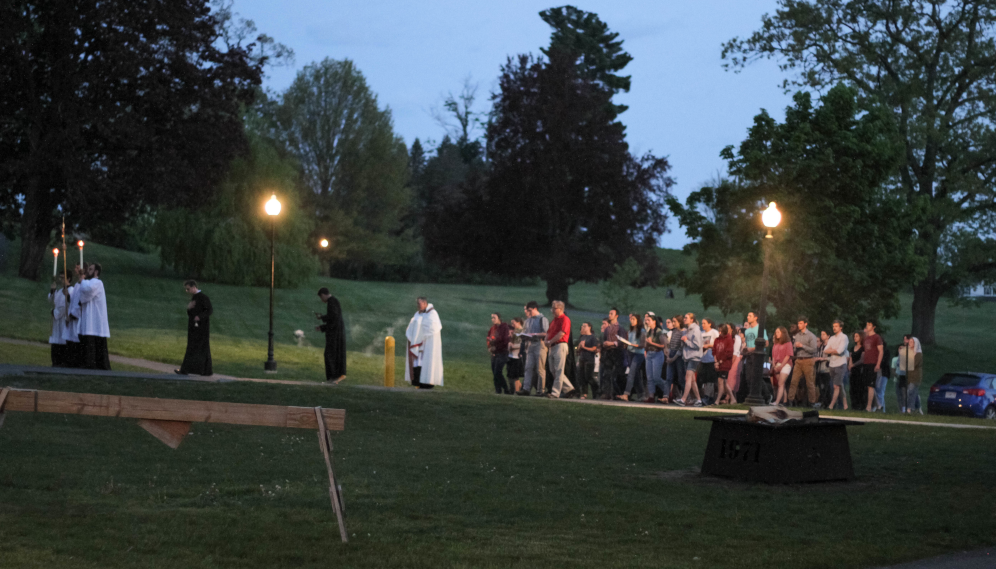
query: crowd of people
[{"left": 486, "top": 303, "right": 926, "bottom": 414}]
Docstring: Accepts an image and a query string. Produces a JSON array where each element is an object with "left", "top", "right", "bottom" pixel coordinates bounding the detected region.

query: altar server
[
  {"left": 77, "top": 262, "right": 111, "bottom": 370},
  {"left": 47, "top": 274, "right": 71, "bottom": 366},
  {"left": 405, "top": 296, "right": 443, "bottom": 389}
]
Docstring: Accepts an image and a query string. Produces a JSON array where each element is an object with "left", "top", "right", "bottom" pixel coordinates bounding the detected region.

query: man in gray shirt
[
  {"left": 787, "top": 316, "right": 821, "bottom": 408},
  {"left": 517, "top": 300, "right": 549, "bottom": 396}
]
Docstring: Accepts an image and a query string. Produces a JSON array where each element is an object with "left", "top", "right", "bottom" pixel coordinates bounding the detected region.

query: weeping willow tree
[{"left": 152, "top": 133, "right": 318, "bottom": 288}]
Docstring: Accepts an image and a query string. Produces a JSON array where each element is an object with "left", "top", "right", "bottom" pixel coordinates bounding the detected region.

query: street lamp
[
  {"left": 745, "top": 202, "right": 781, "bottom": 406},
  {"left": 264, "top": 194, "right": 281, "bottom": 372},
  {"left": 319, "top": 238, "right": 329, "bottom": 249}
]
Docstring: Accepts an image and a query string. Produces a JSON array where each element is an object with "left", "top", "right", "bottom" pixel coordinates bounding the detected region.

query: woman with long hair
[
  {"left": 727, "top": 324, "right": 743, "bottom": 403},
  {"left": 771, "top": 326, "right": 793, "bottom": 406},
  {"left": 713, "top": 323, "right": 735, "bottom": 404},
  {"left": 643, "top": 313, "right": 668, "bottom": 403},
  {"left": 618, "top": 313, "right": 646, "bottom": 401},
  {"left": 664, "top": 315, "right": 685, "bottom": 403},
  {"left": 849, "top": 331, "right": 865, "bottom": 410}
]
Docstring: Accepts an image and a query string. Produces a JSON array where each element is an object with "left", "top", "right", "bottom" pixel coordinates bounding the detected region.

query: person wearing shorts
[{"left": 825, "top": 320, "right": 850, "bottom": 410}]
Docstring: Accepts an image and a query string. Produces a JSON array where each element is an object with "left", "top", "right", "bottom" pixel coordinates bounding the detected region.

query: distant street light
[
  {"left": 320, "top": 238, "right": 329, "bottom": 249},
  {"left": 264, "top": 194, "right": 281, "bottom": 373},
  {"left": 746, "top": 202, "right": 781, "bottom": 406}
]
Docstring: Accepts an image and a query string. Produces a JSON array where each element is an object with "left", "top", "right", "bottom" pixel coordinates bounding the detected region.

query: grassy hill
[{"left": 1, "top": 241, "right": 993, "bottom": 393}]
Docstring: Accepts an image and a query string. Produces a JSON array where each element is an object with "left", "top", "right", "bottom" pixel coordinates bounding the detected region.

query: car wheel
[{"left": 985, "top": 406, "right": 996, "bottom": 421}]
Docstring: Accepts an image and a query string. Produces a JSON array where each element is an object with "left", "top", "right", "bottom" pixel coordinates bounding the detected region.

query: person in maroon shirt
[
  {"left": 861, "top": 320, "right": 884, "bottom": 412},
  {"left": 487, "top": 313, "right": 511, "bottom": 394},
  {"left": 544, "top": 301, "right": 576, "bottom": 398}
]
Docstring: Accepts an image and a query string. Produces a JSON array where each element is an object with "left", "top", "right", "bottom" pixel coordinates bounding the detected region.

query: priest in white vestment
[
  {"left": 47, "top": 274, "right": 70, "bottom": 367},
  {"left": 405, "top": 297, "right": 443, "bottom": 389},
  {"left": 77, "top": 262, "right": 111, "bottom": 370}
]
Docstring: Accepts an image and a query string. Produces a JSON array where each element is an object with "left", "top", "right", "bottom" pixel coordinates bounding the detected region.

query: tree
[
  {"left": 0, "top": 0, "right": 262, "bottom": 280},
  {"left": 486, "top": 50, "right": 673, "bottom": 304},
  {"left": 151, "top": 133, "right": 318, "bottom": 288},
  {"left": 275, "top": 58, "right": 413, "bottom": 272},
  {"left": 668, "top": 85, "right": 912, "bottom": 331},
  {"left": 539, "top": 5, "right": 634, "bottom": 117},
  {"left": 723, "top": 0, "right": 996, "bottom": 344}
]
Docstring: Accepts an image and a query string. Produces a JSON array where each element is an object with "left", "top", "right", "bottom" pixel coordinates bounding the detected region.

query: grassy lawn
[{"left": 0, "top": 375, "right": 993, "bottom": 568}]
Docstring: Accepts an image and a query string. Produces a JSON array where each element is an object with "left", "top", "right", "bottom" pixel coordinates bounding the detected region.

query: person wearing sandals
[
  {"left": 643, "top": 313, "right": 668, "bottom": 403},
  {"left": 674, "top": 313, "right": 704, "bottom": 407},
  {"left": 770, "top": 327, "right": 793, "bottom": 406},
  {"left": 618, "top": 314, "right": 647, "bottom": 401}
]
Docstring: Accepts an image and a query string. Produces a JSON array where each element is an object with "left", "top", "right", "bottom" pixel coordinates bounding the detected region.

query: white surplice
[
  {"left": 62, "top": 283, "right": 82, "bottom": 343},
  {"left": 77, "top": 277, "right": 110, "bottom": 338},
  {"left": 48, "top": 289, "right": 69, "bottom": 345},
  {"left": 404, "top": 304, "right": 443, "bottom": 386}
]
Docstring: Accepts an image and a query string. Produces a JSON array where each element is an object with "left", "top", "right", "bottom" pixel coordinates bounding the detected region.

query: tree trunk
[
  {"left": 17, "top": 174, "right": 50, "bottom": 281},
  {"left": 544, "top": 275, "right": 570, "bottom": 306},
  {"left": 911, "top": 280, "right": 940, "bottom": 346}
]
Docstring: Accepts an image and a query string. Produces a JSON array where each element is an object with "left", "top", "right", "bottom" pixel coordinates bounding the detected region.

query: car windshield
[{"left": 937, "top": 374, "right": 982, "bottom": 387}]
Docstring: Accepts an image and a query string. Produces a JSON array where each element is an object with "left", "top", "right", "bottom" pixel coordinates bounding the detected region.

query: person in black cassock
[
  {"left": 175, "top": 280, "right": 213, "bottom": 375},
  {"left": 315, "top": 287, "right": 346, "bottom": 383}
]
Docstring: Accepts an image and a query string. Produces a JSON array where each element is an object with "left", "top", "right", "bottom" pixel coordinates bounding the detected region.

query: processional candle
[
  {"left": 78, "top": 240, "right": 84, "bottom": 266},
  {"left": 52, "top": 248, "right": 59, "bottom": 276}
]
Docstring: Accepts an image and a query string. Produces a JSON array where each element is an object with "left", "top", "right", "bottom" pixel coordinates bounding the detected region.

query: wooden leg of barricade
[
  {"left": 315, "top": 406, "right": 348, "bottom": 543},
  {"left": 0, "top": 387, "right": 9, "bottom": 429}
]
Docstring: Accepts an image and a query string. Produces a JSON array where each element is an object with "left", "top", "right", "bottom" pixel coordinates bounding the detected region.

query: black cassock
[
  {"left": 320, "top": 295, "right": 347, "bottom": 380},
  {"left": 180, "top": 291, "right": 213, "bottom": 375}
]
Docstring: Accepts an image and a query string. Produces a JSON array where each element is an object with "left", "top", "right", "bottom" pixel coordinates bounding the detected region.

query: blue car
[{"left": 927, "top": 372, "right": 996, "bottom": 419}]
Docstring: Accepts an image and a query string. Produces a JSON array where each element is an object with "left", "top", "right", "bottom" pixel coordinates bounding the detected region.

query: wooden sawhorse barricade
[{"left": 0, "top": 387, "right": 349, "bottom": 543}]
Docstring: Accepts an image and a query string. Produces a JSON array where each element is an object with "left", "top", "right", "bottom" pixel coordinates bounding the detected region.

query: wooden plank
[
  {"left": 137, "top": 419, "right": 192, "bottom": 449},
  {"left": 1, "top": 389, "right": 344, "bottom": 431}
]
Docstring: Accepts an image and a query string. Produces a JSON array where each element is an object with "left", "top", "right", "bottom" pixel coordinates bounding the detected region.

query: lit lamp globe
[
  {"left": 320, "top": 238, "right": 329, "bottom": 248},
  {"left": 265, "top": 194, "right": 282, "bottom": 216},
  {"left": 762, "top": 202, "right": 781, "bottom": 236}
]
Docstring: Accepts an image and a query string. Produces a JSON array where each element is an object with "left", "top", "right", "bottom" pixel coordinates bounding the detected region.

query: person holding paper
[
  {"left": 405, "top": 296, "right": 443, "bottom": 389},
  {"left": 516, "top": 301, "right": 549, "bottom": 396},
  {"left": 176, "top": 280, "right": 214, "bottom": 376}
]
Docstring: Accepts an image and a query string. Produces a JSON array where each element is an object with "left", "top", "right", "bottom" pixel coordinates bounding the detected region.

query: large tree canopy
[
  {"left": 722, "top": 0, "right": 996, "bottom": 343},
  {"left": 0, "top": 0, "right": 262, "bottom": 280},
  {"left": 669, "top": 85, "right": 912, "bottom": 331},
  {"left": 486, "top": 49, "right": 672, "bottom": 304},
  {"left": 275, "top": 58, "right": 412, "bottom": 272}
]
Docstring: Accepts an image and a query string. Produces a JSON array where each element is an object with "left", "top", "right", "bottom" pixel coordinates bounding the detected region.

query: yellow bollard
[{"left": 384, "top": 336, "right": 395, "bottom": 387}]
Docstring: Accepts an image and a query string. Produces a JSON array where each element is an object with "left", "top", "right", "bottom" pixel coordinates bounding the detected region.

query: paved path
[
  {"left": 3, "top": 337, "right": 995, "bottom": 430},
  {"left": 875, "top": 547, "right": 996, "bottom": 569}
]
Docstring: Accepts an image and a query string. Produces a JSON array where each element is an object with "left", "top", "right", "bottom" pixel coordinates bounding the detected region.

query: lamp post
[
  {"left": 264, "top": 194, "right": 282, "bottom": 372},
  {"left": 745, "top": 202, "right": 782, "bottom": 406}
]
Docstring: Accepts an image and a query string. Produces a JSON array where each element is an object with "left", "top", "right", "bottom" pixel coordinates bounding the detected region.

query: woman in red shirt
[
  {"left": 771, "top": 326, "right": 793, "bottom": 406},
  {"left": 712, "top": 324, "right": 735, "bottom": 405}
]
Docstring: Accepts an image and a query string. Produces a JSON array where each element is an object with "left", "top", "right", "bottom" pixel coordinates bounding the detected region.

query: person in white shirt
[
  {"left": 405, "top": 296, "right": 443, "bottom": 389},
  {"left": 76, "top": 262, "right": 111, "bottom": 370},
  {"left": 825, "top": 320, "right": 850, "bottom": 410},
  {"left": 47, "top": 274, "right": 71, "bottom": 366}
]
